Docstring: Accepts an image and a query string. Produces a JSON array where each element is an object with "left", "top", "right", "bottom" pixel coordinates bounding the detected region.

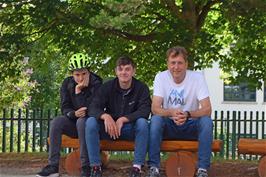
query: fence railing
[{"left": 0, "top": 109, "right": 265, "bottom": 160}]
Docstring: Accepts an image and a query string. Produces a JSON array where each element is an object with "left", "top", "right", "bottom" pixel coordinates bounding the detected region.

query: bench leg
[
  {"left": 64, "top": 149, "right": 110, "bottom": 176},
  {"left": 165, "top": 151, "right": 197, "bottom": 177},
  {"left": 65, "top": 148, "right": 81, "bottom": 176},
  {"left": 259, "top": 156, "right": 266, "bottom": 177}
]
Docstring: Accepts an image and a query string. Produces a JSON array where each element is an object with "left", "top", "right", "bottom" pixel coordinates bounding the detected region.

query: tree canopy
[{"left": 0, "top": 0, "right": 265, "bottom": 108}]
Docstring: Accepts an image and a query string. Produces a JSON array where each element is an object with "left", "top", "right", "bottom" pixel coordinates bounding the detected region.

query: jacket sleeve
[
  {"left": 86, "top": 80, "right": 102, "bottom": 110},
  {"left": 125, "top": 84, "right": 151, "bottom": 122},
  {"left": 60, "top": 78, "right": 77, "bottom": 120},
  {"left": 88, "top": 84, "right": 107, "bottom": 119}
]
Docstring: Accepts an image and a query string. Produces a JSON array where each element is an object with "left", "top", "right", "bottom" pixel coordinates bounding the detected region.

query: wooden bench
[
  {"left": 238, "top": 138, "right": 266, "bottom": 177},
  {"left": 48, "top": 135, "right": 222, "bottom": 177}
]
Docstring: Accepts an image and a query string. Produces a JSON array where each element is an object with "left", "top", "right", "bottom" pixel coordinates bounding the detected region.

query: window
[{"left": 224, "top": 82, "right": 256, "bottom": 102}]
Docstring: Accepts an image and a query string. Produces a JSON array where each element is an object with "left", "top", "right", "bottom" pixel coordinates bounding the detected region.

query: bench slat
[
  {"left": 238, "top": 138, "right": 266, "bottom": 155},
  {"left": 51, "top": 135, "right": 222, "bottom": 152}
]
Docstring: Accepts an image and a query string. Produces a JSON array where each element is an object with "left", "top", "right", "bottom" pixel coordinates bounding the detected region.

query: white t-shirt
[{"left": 153, "top": 70, "right": 209, "bottom": 112}]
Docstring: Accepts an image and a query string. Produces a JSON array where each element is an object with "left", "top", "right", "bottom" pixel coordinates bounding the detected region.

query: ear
[
  {"left": 185, "top": 61, "right": 189, "bottom": 68},
  {"left": 115, "top": 66, "right": 118, "bottom": 75},
  {"left": 133, "top": 68, "right": 136, "bottom": 76}
]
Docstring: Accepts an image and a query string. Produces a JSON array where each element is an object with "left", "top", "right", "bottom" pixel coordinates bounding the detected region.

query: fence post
[
  {"left": 262, "top": 112, "right": 265, "bottom": 139},
  {"left": 243, "top": 111, "right": 247, "bottom": 159},
  {"left": 214, "top": 111, "right": 218, "bottom": 139},
  {"left": 2, "top": 109, "right": 7, "bottom": 153},
  {"left": 40, "top": 109, "right": 43, "bottom": 152},
  {"left": 32, "top": 109, "right": 36, "bottom": 152},
  {"left": 10, "top": 109, "right": 14, "bottom": 152},
  {"left": 17, "top": 109, "right": 22, "bottom": 153},
  {"left": 237, "top": 111, "right": 241, "bottom": 159},
  {"left": 226, "top": 111, "right": 230, "bottom": 159},
  {"left": 232, "top": 111, "right": 236, "bottom": 160},
  {"left": 25, "top": 109, "right": 29, "bottom": 152},
  {"left": 47, "top": 109, "right": 51, "bottom": 152},
  {"left": 220, "top": 111, "right": 224, "bottom": 158}
]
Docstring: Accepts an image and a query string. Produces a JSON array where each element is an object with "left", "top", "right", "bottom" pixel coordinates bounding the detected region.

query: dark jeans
[{"left": 48, "top": 116, "right": 89, "bottom": 167}]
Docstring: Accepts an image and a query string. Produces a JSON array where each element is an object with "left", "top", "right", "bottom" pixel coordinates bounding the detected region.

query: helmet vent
[
  {"left": 74, "top": 60, "right": 79, "bottom": 68},
  {"left": 71, "top": 63, "right": 75, "bottom": 69},
  {"left": 80, "top": 59, "right": 83, "bottom": 68}
]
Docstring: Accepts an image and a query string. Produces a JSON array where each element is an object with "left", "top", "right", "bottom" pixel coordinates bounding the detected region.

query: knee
[
  {"left": 76, "top": 117, "right": 86, "bottom": 130},
  {"left": 149, "top": 115, "right": 164, "bottom": 133},
  {"left": 198, "top": 116, "right": 213, "bottom": 131},
  {"left": 135, "top": 118, "right": 148, "bottom": 132},
  {"left": 85, "top": 117, "right": 99, "bottom": 133},
  {"left": 50, "top": 116, "right": 65, "bottom": 130}
]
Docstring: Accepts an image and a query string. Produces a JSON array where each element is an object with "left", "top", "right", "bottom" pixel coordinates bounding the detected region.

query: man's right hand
[
  {"left": 75, "top": 75, "right": 90, "bottom": 94},
  {"left": 101, "top": 113, "right": 119, "bottom": 139},
  {"left": 75, "top": 107, "right": 87, "bottom": 118},
  {"left": 169, "top": 108, "right": 183, "bottom": 118}
]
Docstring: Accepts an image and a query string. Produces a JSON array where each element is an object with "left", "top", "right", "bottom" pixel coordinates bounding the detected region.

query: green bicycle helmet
[{"left": 68, "top": 53, "right": 90, "bottom": 71}]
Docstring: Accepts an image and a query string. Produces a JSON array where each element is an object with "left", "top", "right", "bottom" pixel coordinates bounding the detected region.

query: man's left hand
[
  {"left": 116, "top": 117, "right": 129, "bottom": 137},
  {"left": 172, "top": 112, "right": 187, "bottom": 125}
]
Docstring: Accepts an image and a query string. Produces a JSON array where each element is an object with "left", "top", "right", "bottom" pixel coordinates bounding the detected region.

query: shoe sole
[{"left": 36, "top": 173, "right": 59, "bottom": 177}]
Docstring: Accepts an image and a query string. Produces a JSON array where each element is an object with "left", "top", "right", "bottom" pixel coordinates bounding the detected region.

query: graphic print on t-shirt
[{"left": 167, "top": 88, "right": 185, "bottom": 106}]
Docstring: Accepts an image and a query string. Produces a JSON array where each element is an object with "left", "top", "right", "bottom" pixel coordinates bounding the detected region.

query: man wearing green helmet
[{"left": 37, "top": 53, "right": 102, "bottom": 177}]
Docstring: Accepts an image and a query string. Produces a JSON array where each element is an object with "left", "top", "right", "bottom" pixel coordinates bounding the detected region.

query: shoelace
[
  {"left": 148, "top": 167, "right": 159, "bottom": 177},
  {"left": 91, "top": 166, "right": 101, "bottom": 174}
]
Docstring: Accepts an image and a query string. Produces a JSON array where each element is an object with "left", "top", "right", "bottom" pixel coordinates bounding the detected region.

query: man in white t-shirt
[{"left": 146, "top": 46, "right": 213, "bottom": 177}]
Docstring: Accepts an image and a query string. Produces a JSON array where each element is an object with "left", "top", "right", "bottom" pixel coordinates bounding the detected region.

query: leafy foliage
[{"left": 0, "top": 0, "right": 265, "bottom": 107}]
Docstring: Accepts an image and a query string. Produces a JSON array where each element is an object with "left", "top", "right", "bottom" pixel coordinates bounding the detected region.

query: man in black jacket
[
  {"left": 37, "top": 53, "right": 102, "bottom": 177},
  {"left": 85, "top": 56, "right": 151, "bottom": 177}
]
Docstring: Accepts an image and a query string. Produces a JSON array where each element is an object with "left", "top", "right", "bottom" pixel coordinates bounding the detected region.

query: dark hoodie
[
  {"left": 88, "top": 77, "right": 151, "bottom": 122},
  {"left": 60, "top": 72, "right": 102, "bottom": 121}
]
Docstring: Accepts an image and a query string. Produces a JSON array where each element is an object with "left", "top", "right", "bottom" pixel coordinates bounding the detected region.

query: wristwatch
[{"left": 185, "top": 111, "right": 191, "bottom": 118}]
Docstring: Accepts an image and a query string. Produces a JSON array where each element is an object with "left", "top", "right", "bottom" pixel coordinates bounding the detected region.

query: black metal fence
[{"left": 0, "top": 109, "right": 265, "bottom": 160}]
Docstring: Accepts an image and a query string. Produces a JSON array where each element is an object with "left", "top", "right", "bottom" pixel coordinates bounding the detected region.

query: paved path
[{"left": 1, "top": 175, "right": 70, "bottom": 177}]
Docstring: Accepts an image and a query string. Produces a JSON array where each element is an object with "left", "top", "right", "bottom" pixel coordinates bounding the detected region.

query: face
[
  {"left": 72, "top": 69, "right": 89, "bottom": 84},
  {"left": 167, "top": 54, "right": 188, "bottom": 82},
  {"left": 115, "top": 64, "right": 135, "bottom": 84}
]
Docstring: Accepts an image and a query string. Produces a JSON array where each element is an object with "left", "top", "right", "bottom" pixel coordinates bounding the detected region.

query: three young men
[{"left": 38, "top": 46, "right": 213, "bottom": 177}]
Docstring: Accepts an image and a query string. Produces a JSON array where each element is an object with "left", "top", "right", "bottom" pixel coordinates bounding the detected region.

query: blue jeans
[
  {"left": 85, "top": 117, "right": 149, "bottom": 166},
  {"left": 147, "top": 115, "right": 213, "bottom": 169}
]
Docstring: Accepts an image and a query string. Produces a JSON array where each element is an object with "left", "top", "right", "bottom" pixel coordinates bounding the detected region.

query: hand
[
  {"left": 172, "top": 112, "right": 187, "bottom": 126},
  {"left": 101, "top": 114, "right": 119, "bottom": 139},
  {"left": 75, "top": 107, "right": 87, "bottom": 118},
  {"left": 116, "top": 117, "right": 129, "bottom": 137},
  {"left": 169, "top": 108, "right": 183, "bottom": 118},
  {"left": 75, "top": 75, "right": 90, "bottom": 94}
]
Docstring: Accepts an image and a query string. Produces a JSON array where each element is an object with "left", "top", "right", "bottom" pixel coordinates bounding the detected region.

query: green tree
[{"left": 0, "top": 0, "right": 265, "bottom": 107}]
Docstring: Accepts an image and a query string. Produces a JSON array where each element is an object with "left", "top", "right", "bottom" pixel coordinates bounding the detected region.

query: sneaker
[
  {"left": 81, "top": 166, "right": 91, "bottom": 177},
  {"left": 36, "top": 165, "right": 59, "bottom": 177},
  {"left": 195, "top": 169, "right": 208, "bottom": 177},
  {"left": 129, "top": 167, "right": 141, "bottom": 177},
  {"left": 146, "top": 167, "right": 160, "bottom": 177},
  {"left": 90, "top": 166, "right": 102, "bottom": 177}
]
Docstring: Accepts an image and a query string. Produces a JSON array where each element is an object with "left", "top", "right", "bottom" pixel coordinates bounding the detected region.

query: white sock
[
  {"left": 198, "top": 168, "right": 207, "bottom": 172},
  {"left": 133, "top": 164, "right": 141, "bottom": 170}
]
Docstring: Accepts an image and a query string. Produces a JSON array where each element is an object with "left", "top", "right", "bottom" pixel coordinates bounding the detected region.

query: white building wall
[{"left": 202, "top": 62, "right": 266, "bottom": 113}]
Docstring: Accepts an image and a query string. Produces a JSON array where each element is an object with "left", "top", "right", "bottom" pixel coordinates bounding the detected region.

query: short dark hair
[
  {"left": 166, "top": 46, "right": 188, "bottom": 61},
  {"left": 116, "top": 56, "right": 136, "bottom": 68}
]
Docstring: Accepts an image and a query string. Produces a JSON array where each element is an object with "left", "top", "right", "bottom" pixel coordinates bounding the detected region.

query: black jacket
[
  {"left": 88, "top": 77, "right": 151, "bottom": 122},
  {"left": 60, "top": 72, "right": 102, "bottom": 121}
]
